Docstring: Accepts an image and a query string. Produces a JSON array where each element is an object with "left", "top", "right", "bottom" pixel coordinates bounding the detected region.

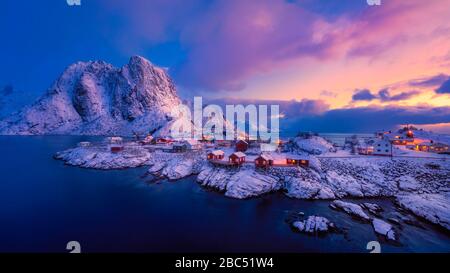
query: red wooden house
[
  {"left": 229, "top": 152, "right": 246, "bottom": 165},
  {"left": 255, "top": 154, "right": 273, "bottom": 168},
  {"left": 286, "top": 156, "right": 309, "bottom": 167},
  {"left": 235, "top": 140, "right": 249, "bottom": 152},
  {"left": 155, "top": 137, "right": 173, "bottom": 144},
  {"left": 207, "top": 150, "right": 225, "bottom": 160},
  {"left": 110, "top": 145, "right": 124, "bottom": 153}
]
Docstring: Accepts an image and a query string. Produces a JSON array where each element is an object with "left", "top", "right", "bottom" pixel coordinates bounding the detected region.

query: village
[
  {"left": 55, "top": 126, "right": 450, "bottom": 236},
  {"left": 79, "top": 135, "right": 311, "bottom": 170},
  {"left": 76, "top": 126, "right": 450, "bottom": 173},
  {"left": 352, "top": 126, "right": 450, "bottom": 157}
]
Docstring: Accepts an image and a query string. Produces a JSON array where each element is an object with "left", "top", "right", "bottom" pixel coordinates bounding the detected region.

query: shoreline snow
[{"left": 54, "top": 143, "right": 450, "bottom": 231}]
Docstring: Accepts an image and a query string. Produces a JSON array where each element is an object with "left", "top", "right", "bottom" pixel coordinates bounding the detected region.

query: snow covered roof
[
  {"left": 286, "top": 155, "right": 308, "bottom": 160},
  {"left": 107, "top": 136, "right": 123, "bottom": 143},
  {"left": 183, "top": 139, "right": 200, "bottom": 145},
  {"left": 257, "top": 154, "right": 273, "bottom": 161},
  {"left": 231, "top": 152, "right": 246, "bottom": 158},
  {"left": 210, "top": 150, "right": 224, "bottom": 156},
  {"left": 173, "top": 143, "right": 187, "bottom": 147},
  {"left": 433, "top": 142, "right": 450, "bottom": 147},
  {"left": 418, "top": 142, "right": 433, "bottom": 146}
]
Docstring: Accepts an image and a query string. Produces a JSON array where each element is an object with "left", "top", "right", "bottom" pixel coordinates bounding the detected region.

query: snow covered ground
[{"left": 55, "top": 136, "right": 450, "bottom": 233}]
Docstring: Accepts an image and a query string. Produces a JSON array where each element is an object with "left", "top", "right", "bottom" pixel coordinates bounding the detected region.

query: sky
[{"left": 1, "top": 0, "right": 450, "bottom": 133}]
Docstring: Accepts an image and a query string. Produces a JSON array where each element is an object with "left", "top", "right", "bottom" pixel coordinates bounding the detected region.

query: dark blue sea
[{"left": 0, "top": 136, "right": 449, "bottom": 253}]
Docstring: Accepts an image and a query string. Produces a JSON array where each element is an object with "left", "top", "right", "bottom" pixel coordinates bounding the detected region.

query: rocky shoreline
[{"left": 54, "top": 145, "right": 450, "bottom": 234}]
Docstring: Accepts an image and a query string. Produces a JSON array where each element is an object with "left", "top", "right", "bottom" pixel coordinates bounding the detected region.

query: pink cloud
[{"left": 100, "top": 0, "right": 450, "bottom": 92}]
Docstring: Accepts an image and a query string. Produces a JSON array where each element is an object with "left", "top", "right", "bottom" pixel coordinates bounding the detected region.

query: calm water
[{"left": 0, "top": 136, "right": 449, "bottom": 253}]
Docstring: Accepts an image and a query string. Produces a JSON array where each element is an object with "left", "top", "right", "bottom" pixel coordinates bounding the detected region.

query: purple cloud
[
  {"left": 352, "top": 89, "right": 376, "bottom": 101},
  {"left": 100, "top": 0, "right": 449, "bottom": 92},
  {"left": 378, "top": 89, "right": 421, "bottom": 102},
  {"left": 283, "top": 105, "right": 450, "bottom": 134},
  {"left": 206, "top": 98, "right": 329, "bottom": 117},
  {"left": 352, "top": 88, "right": 421, "bottom": 102},
  {"left": 409, "top": 74, "right": 449, "bottom": 88},
  {"left": 436, "top": 78, "right": 450, "bottom": 94}
]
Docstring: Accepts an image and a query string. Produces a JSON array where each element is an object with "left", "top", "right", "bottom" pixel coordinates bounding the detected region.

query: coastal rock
[
  {"left": 397, "top": 176, "right": 420, "bottom": 192},
  {"left": 55, "top": 145, "right": 151, "bottom": 169},
  {"left": 325, "top": 171, "right": 364, "bottom": 197},
  {"left": 320, "top": 158, "right": 399, "bottom": 198},
  {"left": 330, "top": 200, "right": 371, "bottom": 221},
  {"left": 292, "top": 216, "right": 336, "bottom": 234},
  {"left": 362, "top": 203, "right": 383, "bottom": 215},
  {"left": 396, "top": 193, "right": 450, "bottom": 231},
  {"left": 285, "top": 176, "right": 335, "bottom": 199},
  {"left": 148, "top": 151, "right": 204, "bottom": 180},
  {"left": 293, "top": 136, "right": 336, "bottom": 155},
  {"left": 372, "top": 218, "right": 396, "bottom": 241},
  {"left": 197, "top": 166, "right": 281, "bottom": 199}
]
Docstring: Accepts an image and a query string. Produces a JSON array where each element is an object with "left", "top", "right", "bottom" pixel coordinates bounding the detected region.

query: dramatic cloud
[
  {"left": 436, "top": 78, "right": 450, "bottom": 94},
  {"left": 352, "top": 88, "right": 421, "bottom": 102},
  {"left": 283, "top": 106, "right": 450, "bottom": 134},
  {"left": 352, "top": 89, "right": 376, "bottom": 101},
  {"left": 378, "top": 89, "right": 421, "bottom": 102},
  {"left": 206, "top": 98, "right": 329, "bottom": 117},
  {"left": 409, "top": 74, "right": 449, "bottom": 88},
  {"left": 100, "top": 0, "right": 450, "bottom": 92}
]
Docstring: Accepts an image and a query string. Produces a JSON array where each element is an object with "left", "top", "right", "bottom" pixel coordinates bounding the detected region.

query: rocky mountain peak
[{"left": 0, "top": 56, "right": 181, "bottom": 136}]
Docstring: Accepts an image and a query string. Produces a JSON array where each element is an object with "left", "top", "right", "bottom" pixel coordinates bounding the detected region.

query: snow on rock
[
  {"left": 0, "top": 56, "right": 181, "bottom": 136},
  {"left": 197, "top": 165, "right": 281, "bottom": 199},
  {"left": 285, "top": 176, "right": 335, "bottom": 199},
  {"left": 325, "top": 171, "right": 364, "bottom": 197},
  {"left": 397, "top": 176, "right": 420, "bottom": 192},
  {"left": 147, "top": 151, "right": 205, "bottom": 180},
  {"left": 162, "top": 158, "right": 194, "bottom": 180},
  {"left": 396, "top": 193, "right": 450, "bottom": 231},
  {"left": 320, "top": 158, "right": 397, "bottom": 198},
  {"left": 330, "top": 200, "right": 371, "bottom": 221},
  {"left": 292, "top": 216, "right": 336, "bottom": 234},
  {"left": 55, "top": 145, "right": 151, "bottom": 169},
  {"left": 372, "top": 218, "right": 396, "bottom": 241},
  {"left": 308, "top": 156, "right": 322, "bottom": 173},
  {"left": 362, "top": 203, "right": 383, "bottom": 215},
  {"left": 148, "top": 161, "right": 165, "bottom": 173},
  {"left": 293, "top": 136, "right": 337, "bottom": 155}
]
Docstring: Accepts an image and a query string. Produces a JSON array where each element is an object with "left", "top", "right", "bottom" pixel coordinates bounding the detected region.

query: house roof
[
  {"left": 231, "top": 152, "right": 246, "bottom": 158},
  {"left": 418, "top": 142, "right": 433, "bottom": 146},
  {"left": 432, "top": 142, "right": 449, "bottom": 147},
  {"left": 257, "top": 154, "right": 273, "bottom": 161},
  {"left": 183, "top": 139, "right": 200, "bottom": 145},
  {"left": 286, "top": 155, "right": 308, "bottom": 160},
  {"left": 210, "top": 150, "right": 224, "bottom": 156},
  {"left": 173, "top": 143, "right": 187, "bottom": 147}
]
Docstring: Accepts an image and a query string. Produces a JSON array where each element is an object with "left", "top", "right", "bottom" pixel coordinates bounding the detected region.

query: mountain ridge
[{"left": 0, "top": 56, "right": 181, "bottom": 136}]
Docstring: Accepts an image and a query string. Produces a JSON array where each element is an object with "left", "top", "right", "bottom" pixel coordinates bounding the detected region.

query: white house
[
  {"left": 107, "top": 136, "right": 123, "bottom": 144},
  {"left": 372, "top": 139, "right": 392, "bottom": 156},
  {"left": 183, "top": 139, "right": 202, "bottom": 150}
]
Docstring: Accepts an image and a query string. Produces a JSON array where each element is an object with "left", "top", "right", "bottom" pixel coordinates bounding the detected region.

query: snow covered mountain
[{"left": 0, "top": 56, "right": 181, "bottom": 136}]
